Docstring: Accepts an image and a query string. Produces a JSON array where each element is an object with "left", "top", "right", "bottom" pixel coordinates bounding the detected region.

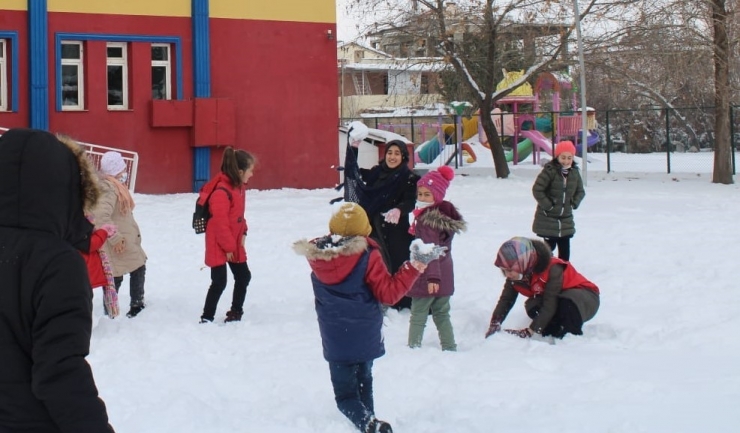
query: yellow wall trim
[
  {"left": 210, "top": 0, "right": 335, "bottom": 23},
  {"left": 48, "top": 0, "right": 191, "bottom": 17},
  {"left": 1, "top": 0, "right": 27, "bottom": 11}
]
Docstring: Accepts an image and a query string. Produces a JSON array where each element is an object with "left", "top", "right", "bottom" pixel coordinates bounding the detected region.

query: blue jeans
[{"left": 328, "top": 361, "right": 375, "bottom": 431}]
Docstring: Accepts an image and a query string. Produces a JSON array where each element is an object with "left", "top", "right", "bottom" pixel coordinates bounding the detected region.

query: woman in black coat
[
  {"left": 358, "top": 140, "right": 419, "bottom": 310},
  {"left": 0, "top": 129, "right": 114, "bottom": 433}
]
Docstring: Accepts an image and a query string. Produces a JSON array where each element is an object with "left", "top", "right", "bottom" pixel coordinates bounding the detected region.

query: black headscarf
[{"left": 341, "top": 139, "right": 411, "bottom": 217}]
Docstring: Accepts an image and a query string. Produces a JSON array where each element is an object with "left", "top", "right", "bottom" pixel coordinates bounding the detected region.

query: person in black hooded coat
[
  {"left": 0, "top": 129, "right": 115, "bottom": 433},
  {"left": 357, "top": 140, "right": 419, "bottom": 310}
]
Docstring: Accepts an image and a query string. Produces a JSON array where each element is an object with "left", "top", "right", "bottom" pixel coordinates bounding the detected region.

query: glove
[
  {"left": 103, "top": 287, "right": 119, "bottom": 319},
  {"left": 409, "top": 240, "right": 448, "bottom": 265},
  {"left": 382, "top": 208, "right": 401, "bottom": 224},
  {"left": 485, "top": 321, "right": 501, "bottom": 338},
  {"left": 505, "top": 328, "right": 533, "bottom": 338},
  {"left": 100, "top": 223, "right": 117, "bottom": 237}
]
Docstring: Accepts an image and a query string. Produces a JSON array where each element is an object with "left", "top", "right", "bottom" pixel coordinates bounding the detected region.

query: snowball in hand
[
  {"left": 409, "top": 239, "right": 447, "bottom": 265},
  {"left": 348, "top": 121, "right": 369, "bottom": 142}
]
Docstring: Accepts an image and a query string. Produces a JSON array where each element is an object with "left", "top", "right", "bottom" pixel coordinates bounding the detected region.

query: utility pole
[{"left": 573, "top": 0, "right": 588, "bottom": 186}]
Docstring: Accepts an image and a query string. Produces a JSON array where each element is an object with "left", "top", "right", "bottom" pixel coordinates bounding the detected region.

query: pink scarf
[
  {"left": 105, "top": 175, "right": 135, "bottom": 215},
  {"left": 99, "top": 249, "right": 119, "bottom": 318}
]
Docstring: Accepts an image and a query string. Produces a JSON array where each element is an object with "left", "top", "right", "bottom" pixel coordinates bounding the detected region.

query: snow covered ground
[{"left": 89, "top": 160, "right": 740, "bottom": 433}]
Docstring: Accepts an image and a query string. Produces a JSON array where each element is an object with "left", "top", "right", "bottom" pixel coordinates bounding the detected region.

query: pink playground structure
[{"left": 480, "top": 70, "right": 598, "bottom": 164}]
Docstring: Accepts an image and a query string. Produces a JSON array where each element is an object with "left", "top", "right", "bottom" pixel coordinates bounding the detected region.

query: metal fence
[{"left": 342, "top": 106, "right": 738, "bottom": 174}]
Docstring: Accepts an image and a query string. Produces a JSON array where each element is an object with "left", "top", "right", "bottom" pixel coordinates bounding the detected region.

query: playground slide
[
  {"left": 505, "top": 139, "right": 534, "bottom": 163},
  {"left": 519, "top": 130, "right": 553, "bottom": 156},
  {"left": 416, "top": 136, "right": 443, "bottom": 164},
  {"left": 575, "top": 130, "right": 600, "bottom": 156}
]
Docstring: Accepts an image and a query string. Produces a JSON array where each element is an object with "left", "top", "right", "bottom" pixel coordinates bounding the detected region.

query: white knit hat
[{"left": 100, "top": 151, "right": 126, "bottom": 176}]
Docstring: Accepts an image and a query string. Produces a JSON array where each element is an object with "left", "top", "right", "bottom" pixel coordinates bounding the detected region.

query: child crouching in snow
[
  {"left": 293, "top": 202, "right": 440, "bottom": 433},
  {"left": 485, "top": 237, "right": 599, "bottom": 339},
  {"left": 407, "top": 166, "right": 466, "bottom": 351}
]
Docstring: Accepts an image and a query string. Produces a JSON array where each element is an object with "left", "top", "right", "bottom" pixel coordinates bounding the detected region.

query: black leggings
[
  {"left": 114, "top": 265, "right": 146, "bottom": 307},
  {"left": 527, "top": 298, "right": 583, "bottom": 339},
  {"left": 542, "top": 236, "right": 572, "bottom": 262},
  {"left": 201, "top": 262, "right": 251, "bottom": 321}
]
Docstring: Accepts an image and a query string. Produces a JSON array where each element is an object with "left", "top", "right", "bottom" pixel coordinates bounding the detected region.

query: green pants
[{"left": 408, "top": 296, "right": 456, "bottom": 351}]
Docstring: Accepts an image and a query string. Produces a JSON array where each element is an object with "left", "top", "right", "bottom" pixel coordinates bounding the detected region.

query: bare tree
[
  {"left": 710, "top": 0, "right": 733, "bottom": 184},
  {"left": 345, "top": 0, "right": 600, "bottom": 178},
  {"left": 581, "top": 0, "right": 735, "bottom": 182}
]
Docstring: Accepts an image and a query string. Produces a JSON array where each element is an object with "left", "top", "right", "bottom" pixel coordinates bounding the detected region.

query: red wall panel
[{"left": 209, "top": 19, "right": 338, "bottom": 191}]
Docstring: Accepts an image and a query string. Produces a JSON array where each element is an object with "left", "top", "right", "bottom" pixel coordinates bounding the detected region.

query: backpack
[{"left": 192, "top": 186, "right": 232, "bottom": 234}]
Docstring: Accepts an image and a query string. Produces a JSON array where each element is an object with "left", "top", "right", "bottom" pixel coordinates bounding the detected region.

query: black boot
[
  {"left": 224, "top": 309, "right": 243, "bottom": 323},
  {"left": 126, "top": 304, "right": 145, "bottom": 318}
]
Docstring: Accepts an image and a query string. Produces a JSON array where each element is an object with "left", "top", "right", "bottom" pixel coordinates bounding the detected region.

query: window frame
[
  {"left": 0, "top": 39, "right": 7, "bottom": 111},
  {"left": 151, "top": 43, "right": 172, "bottom": 100},
  {"left": 54, "top": 33, "right": 184, "bottom": 112},
  {"left": 106, "top": 42, "right": 128, "bottom": 110},
  {"left": 60, "top": 41, "right": 85, "bottom": 111}
]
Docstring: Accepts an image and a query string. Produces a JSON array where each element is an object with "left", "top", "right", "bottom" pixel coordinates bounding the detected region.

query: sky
[
  {"left": 86, "top": 145, "right": 740, "bottom": 433},
  {"left": 337, "top": 0, "right": 359, "bottom": 42}
]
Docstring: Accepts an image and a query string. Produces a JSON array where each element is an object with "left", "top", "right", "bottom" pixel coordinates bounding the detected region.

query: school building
[{"left": 0, "top": 0, "right": 338, "bottom": 193}]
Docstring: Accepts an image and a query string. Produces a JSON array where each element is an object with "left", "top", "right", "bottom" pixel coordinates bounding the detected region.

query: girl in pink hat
[
  {"left": 531, "top": 140, "right": 585, "bottom": 261},
  {"left": 407, "top": 166, "right": 466, "bottom": 351}
]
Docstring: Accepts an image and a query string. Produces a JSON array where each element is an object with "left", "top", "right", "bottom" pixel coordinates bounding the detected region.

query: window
[
  {"left": 420, "top": 74, "right": 429, "bottom": 95},
  {"left": 151, "top": 44, "right": 171, "bottom": 100},
  {"left": 61, "top": 41, "right": 84, "bottom": 110},
  {"left": 0, "top": 40, "right": 7, "bottom": 111},
  {"left": 107, "top": 42, "right": 128, "bottom": 109}
]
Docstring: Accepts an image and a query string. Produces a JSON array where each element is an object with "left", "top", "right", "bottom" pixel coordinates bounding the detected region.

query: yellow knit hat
[{"left": 329, "top": 203, "right": 372, "bottom": 237}]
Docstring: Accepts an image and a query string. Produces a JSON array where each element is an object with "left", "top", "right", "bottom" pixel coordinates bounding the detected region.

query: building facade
[{"left": 0, "top": 0, "right": 338, "bottom": 193}]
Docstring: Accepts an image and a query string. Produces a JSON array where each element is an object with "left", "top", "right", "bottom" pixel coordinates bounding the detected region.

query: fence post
[
  {"left": 665, "top": 107, "right": 671, "bottom": 174},
  {"left": 606, "top": 109, "right": 611, "bottom": 173},
  {"left": 374, "top": 118, "right": 379, "bottom": 129},
  {"left": 410, "top": 117, "right": 415, "bottom": 144}
]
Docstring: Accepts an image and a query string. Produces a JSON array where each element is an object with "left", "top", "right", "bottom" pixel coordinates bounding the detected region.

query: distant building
[
  {"left": 337, "top": 42, "right": 446, "bottom": 119},
  {"left": 0, "top": 0, "right": 338, "bottom": 193}
]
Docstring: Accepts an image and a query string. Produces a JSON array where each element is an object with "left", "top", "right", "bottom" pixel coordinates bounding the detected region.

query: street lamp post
[{"left": 573, "top": 0, "right": 588, "bottom": 186}]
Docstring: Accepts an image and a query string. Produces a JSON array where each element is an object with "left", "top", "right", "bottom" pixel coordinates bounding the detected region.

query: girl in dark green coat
[{"left": 531, "top": 141, "right": 585, "bottom": 261}]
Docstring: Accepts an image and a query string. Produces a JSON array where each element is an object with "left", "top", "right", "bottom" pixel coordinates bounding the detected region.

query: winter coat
[
  {"left": 407, "top": 201, "right": 466, "bottom": 298},
  {"left": 0, "top": 129, "right": 114, "bottom": 433},
  {"left": 201, "top": 172, "right": 248, "bottom": 267},
  {"left": 532, "top": 160, "right": 585, "bottom": 238},
  {"left": 360, "top": 166, "right": 419, "bottom": 273},
  {"left": 492, "top": 250, "right": 600, "bottom": 334},
  {"left": 81, "top": 229, "right": 110, "bottom": 288},
  {"left": 293, "top": 236, "right": 421, "bottom": 363},
  {"left": 92, "top": 179, "right": 147, "bottom": 276}
]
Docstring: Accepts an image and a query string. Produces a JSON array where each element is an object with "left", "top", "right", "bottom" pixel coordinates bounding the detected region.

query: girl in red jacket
[
  {"left": 198, "top": 147, "right": 256, "bottom": 323},
  {"left": 485, "top": 237, "right": 600, "bottom": 339}
]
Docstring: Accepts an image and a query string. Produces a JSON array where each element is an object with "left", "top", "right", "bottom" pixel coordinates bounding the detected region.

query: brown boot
[{"left": 224, "top": 309, "right": 243, "bottom": 323}]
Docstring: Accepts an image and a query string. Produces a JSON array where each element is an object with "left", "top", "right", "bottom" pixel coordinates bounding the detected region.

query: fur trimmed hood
[
  {"left": 56, "top": 134, "right": 101, "bottom": 212},
  {"left": 417, "top": 201, "right": 466, "bottom": 234},
  {"left": 294, "top": 235, "right": 375, "bottom": 285},
  {"left": 293, "top": 235, "right": 369, "bottom": 261}
]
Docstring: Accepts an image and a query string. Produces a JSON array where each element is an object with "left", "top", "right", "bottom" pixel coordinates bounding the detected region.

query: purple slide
[{"left": 575, "top": 130, "right": 600, "bottom": 155}]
